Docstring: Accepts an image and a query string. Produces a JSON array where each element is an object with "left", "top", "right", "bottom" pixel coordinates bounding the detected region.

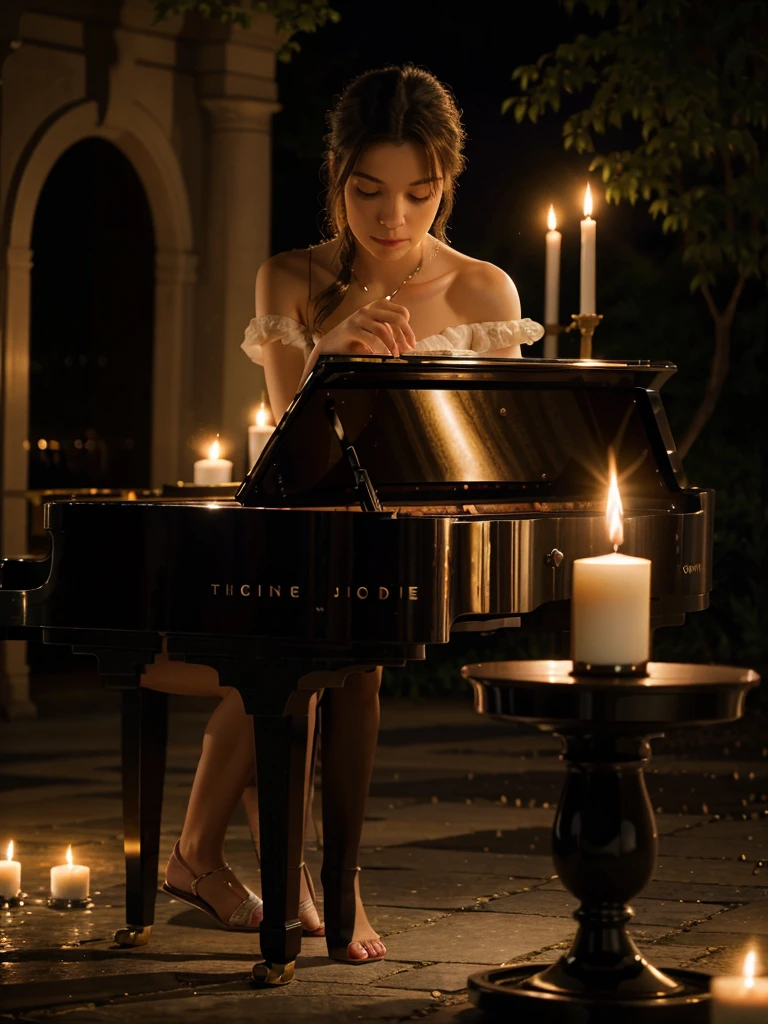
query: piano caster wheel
[
  {"left": 251, "top": 960, "right": 295, "bottom": 986},
  {"left": 113, "top": 925, "right": 152, "bottom": 947}
]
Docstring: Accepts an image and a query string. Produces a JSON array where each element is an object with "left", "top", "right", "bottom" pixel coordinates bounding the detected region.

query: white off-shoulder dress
[{"left": 241, "top": 314, "right": 544, "bottom": 366}]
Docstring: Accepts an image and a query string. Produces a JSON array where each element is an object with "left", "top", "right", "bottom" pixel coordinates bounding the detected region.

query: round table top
[{"left": 461, "top": 661, "right": 760, "bottom": 729}]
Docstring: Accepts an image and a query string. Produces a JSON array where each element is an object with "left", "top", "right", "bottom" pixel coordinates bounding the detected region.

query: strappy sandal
[
  {"left": 162, "top": 841, "right": 263, "bottom": 932},
  {"left": 322, "top": 866, "right": 387, "bottom": 964},
  {"left": 299, "top": 861, "right": 325, "bottom": 937}
]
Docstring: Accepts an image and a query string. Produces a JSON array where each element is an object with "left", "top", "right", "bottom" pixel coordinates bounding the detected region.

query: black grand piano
[{"left": 0, "top": 356, "right": 712, "bottom": 984}]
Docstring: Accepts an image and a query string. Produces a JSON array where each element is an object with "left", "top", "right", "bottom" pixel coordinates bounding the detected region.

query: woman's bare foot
[{"left": 324, "top": 867, "right": 387, "bottom": 962}]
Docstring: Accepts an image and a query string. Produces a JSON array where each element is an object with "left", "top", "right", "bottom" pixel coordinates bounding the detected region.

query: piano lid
[{"left": 236, "top": 356, "right": 686, "bottom": 508}]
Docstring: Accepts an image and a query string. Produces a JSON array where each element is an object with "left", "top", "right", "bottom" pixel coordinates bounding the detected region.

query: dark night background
[{"left": 267, "top": 0, "right": 765, "bottom": 688}]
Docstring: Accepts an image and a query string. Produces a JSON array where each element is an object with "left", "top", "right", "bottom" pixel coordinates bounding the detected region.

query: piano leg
[
  {"left": 114, "top": 686, "right": 168, "bottom": 947},
  {"left": 250, "top": 707, "right": 312, "bottom": 986}
]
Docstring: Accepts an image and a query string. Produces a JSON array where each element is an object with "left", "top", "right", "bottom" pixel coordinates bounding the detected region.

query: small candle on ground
[
  {"left": 544, "top": 204, "right": 561, "bottom": 358},
  {"left": 248, "top": 399, "right": 275, "bottom": 469},
  {"left": 193, "top": 437, "right": 233, "bottom": 485},
  {"left": 0, "top": 841, "right": 21, "bottom": 898},
  {"left": 50, "top": 845, "right": 90, "bottom": 900},
  {"left": 571, "top": 460, "right": 651, "bottom": 667},
  {"left": 579, "top": 183, "right": 597, "bottom": 315},
  {"left": 711, "top": 951, "right": 768, "bottom": 1023}
]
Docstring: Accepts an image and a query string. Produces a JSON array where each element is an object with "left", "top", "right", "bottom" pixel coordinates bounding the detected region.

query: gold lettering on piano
[
  {"left": 209, "top": 583, "right": 419, "bottom": 601},
  {"left": 682, "top": 563, "right": 702, "bottom": 574}
]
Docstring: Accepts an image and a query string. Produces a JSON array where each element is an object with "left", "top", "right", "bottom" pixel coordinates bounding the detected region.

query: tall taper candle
[
  {"left": 544, "top": 205, "right": 561, "bottom": 358},
  {"left": 580, "top": 183, "right": 597, "bottom": 315}
]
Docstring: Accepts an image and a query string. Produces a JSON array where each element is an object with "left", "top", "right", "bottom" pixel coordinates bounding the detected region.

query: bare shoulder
[
  {"left": 445, "top": 250, "right": 522, "bottom": 323},
  {"left": 255, "top": 247, "right": 311, "bottom": 321},
  {"left": 256, "top": 241, "right": 338, "bottom": 321}
]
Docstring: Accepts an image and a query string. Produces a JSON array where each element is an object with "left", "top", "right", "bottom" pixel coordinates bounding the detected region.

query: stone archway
[{"left": 1, "top": 99, "right": 195, "bottom": 716}]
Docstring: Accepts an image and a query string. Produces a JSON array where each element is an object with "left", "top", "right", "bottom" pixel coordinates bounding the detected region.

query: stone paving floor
[{"left": 1, "top": 681, "right": 767, "bottom": 1022}]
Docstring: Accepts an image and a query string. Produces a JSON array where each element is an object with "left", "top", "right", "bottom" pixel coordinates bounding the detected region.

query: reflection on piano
[{"left": 0, "top": 356, "right": 712, "bottom": 984}]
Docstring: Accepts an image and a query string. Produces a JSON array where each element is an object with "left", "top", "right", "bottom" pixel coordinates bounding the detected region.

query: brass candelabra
[{"left": 564, "top": 312, "right": 603, "bottom": 359}]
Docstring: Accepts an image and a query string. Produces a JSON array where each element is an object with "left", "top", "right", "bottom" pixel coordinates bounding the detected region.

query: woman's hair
[{"left": 312, "top": 64, "right": 466, "bottom": 332}]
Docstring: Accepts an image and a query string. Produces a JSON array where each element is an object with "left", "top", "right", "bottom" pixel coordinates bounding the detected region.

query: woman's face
[{"left": 343, "top": 141, "right": 444, "bottom": 264}]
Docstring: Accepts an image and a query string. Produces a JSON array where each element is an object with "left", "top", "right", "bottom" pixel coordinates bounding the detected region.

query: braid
[{"left": 312, "top": 227, "right": 356, "bottom": 333}]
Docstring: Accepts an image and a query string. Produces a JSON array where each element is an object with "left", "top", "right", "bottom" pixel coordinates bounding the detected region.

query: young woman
[{"left": 143, "top": 64, "right": 542, "bottom": 965}]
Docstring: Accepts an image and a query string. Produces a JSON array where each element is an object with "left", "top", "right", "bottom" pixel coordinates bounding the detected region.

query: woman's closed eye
[{"left": 354, "top": 187, "right": 432, "bottom": 204}]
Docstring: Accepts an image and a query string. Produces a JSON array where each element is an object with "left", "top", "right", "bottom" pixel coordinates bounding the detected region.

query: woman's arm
[
  {"left": 255, "top": 254, "right": 416, "bottom": 419},
  {"left": 255, "top": 254, "right": 309, "bottom": 421}
]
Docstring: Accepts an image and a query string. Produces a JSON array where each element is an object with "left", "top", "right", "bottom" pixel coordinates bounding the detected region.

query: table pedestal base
[{"left": 468, "top": 965, "right": 710, "bottom": 1023}]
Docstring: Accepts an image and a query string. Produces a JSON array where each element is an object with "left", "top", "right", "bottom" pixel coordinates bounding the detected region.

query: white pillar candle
[
  {"left": 579, "top": 183, "right": 597, "bottom": 315},
  {"left": 193, "top": 438, "right": 233, "bottom": 485},
  {"left": 247, "top": 402, "right": 275, "bottom": 469},
  {"left": 571, "top": 464, "right": 651, "bottom": 667},
  {"left": 711, "top": 952, "right": 768, "bottom": 1023},
  {"left": 0, "top": 841, "right": 21, "bottom": 898},
  {"left": 544, "top": 205, "right": 561, "bottom": 359},
  {"left": 572, "top": 553, "right": 651, "bottom": 666},
  {"left": 50, "top": 845, "right": 90, "bottom": 900}
]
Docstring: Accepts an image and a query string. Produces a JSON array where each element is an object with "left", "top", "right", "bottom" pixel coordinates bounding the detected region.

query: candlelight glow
[
  {"left": 6, "top": 841, "right": 12, "bottom": 861},
  {"left": 255, "top": 403, "right": 268, "bottom": 428},
  {"left": 65, "top": 845, "right": 73, "bottom": 868},
  {"left": 547, "top": 205, "right": 557, "bottom": 231},
  {"left": 208, "top": 439, "right": 220, "bottom": 461},
  {"left": 744, "top": 950, "right": 757, "bottom": 989},
  {"left": 583, "top": 183, "right": 593, "bottom": 218},
  {"left": 606, "top": 464, "right": 624, "bottom": 550}
]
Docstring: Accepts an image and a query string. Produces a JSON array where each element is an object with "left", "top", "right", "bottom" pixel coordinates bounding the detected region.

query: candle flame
[
  {"left": 6, "top": 841, "right": 12, "bottom": 861},
  {"left": 208, "top": 438, "right": 220, "bottom": 461},
  {"left": 606, "top": 458, "right": 624, "bottom": 550},
  {"left": 66, "top": 845, "right": 73, "bottom": 867},
  {"left": 744, "top": 950, "right": 757, "bottom": 989},
  {"left": 255, "top": 403, "right": 268, "bottom": 428},
  {"left": 584, "top": 183, "right": 593, "bottom": 218},
  {"left": 547, "top": 205, "right": 557, "bottom": 231}
]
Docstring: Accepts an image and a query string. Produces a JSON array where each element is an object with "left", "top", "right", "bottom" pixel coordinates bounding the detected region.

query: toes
[{"left": 348, "top": 941, "right": 369, "bottom": 960}]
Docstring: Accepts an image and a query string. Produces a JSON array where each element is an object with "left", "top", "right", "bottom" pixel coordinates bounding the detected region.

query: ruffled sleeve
[
  {"left": 414, "top": 318, "right": 545, "bottom": 356},
  {"left": 241, "top": 314, "right": 314, "bottom": 366},
  {"left": 466, "top": 319, "right": 545, "bottom": 352}
]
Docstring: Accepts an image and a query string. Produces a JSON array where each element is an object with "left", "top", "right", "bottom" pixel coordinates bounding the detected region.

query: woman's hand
[{"left": 316, "top": 298, "right": 417, "bottom": 357}]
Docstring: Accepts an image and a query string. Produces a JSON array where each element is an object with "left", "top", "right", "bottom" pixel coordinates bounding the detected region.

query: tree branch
[{"left": 698, "top": 273, "right": 722, "bottom": 321}]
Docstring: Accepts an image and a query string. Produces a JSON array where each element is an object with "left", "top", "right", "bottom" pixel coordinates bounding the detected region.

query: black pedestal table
[{"left": 460, "top": 660, "right": 759, "bottom": 1023}]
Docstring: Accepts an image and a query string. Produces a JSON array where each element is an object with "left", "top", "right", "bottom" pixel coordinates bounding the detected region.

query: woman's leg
[{"left": 320, "top": 667, "right": 387, "bottom": 960}]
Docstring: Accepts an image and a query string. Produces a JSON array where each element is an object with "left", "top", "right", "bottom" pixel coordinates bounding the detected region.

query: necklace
[{"left": 352, "top": 238, "right": 441, "bottom": 301}]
